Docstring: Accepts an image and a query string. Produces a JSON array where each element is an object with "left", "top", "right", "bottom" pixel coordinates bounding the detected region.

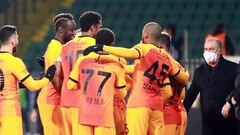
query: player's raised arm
[
  {"left": 13, "top": 58, "right": 56, "bottom": 91},
  {"left": 102, "top": 45, "right": 143, "bottom": 59},
  {"left": 84, "top": 44, "right": 143, "bottom": 59}
]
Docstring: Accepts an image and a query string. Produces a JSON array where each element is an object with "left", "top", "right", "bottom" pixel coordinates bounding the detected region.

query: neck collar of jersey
[
  {"left": 78, "top": 35, "right": 92, "bottom": 38},
  {"left": 150, "top": 42, "right": 160, "bottom": 48},
  {"left": 0, "top": 51, "right": 11, "bottom": 54},
  {"left": 53, "top": 38, "right": 64, "bottom": 44}
]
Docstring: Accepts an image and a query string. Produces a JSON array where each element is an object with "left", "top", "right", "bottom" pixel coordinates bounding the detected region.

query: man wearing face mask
[{"left": 183, "top": 38, "right": 239, "bottom": 135}]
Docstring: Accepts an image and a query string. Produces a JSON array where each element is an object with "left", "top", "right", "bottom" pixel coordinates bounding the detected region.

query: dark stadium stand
[{"left": 22, "top": 0, "right": 240, "bottom": 71}]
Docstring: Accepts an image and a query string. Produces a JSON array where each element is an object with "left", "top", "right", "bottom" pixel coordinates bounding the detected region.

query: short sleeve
[
  {"left": 133, "top": 44, "right": 145, "bottom": 58},
  {"left": 11, "top": 58, "right": 30, "bottom": 81},
  {"left": 114, "top": 65, "right": 126, "bottom": 88}
]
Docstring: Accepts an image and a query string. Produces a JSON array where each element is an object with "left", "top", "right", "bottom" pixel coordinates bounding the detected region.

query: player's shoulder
[
  {"left": 77, "top": 52, "right": 98, "bottom": 65},
  {"left": 135, "top": 43, "right": 160, "bottom": 54},
  {"left": 62, "top": 39, "right": 77, "bottom": 48},
  {"left": 109, "top": 60, "right": 125, "bottom": 73},
  {"left": 77, "top": 35, "right": 95, "bottom": 43},
  {"left": 145, "top": 46, "right": 169, "bottom": 59},
  {"left": 101, "top": 54, "right": 125, "bottom": 68},
  {"left": 96, "top": 53, "right": 124, "bottom": 69},
  {"left": 10, "top": 56, "right": 24, "bottom": 66},
  {"left": 46, "top": 39, "right": 62, "bottom": 52},
  {"left": 108, "top": 54, "right": 127, "bottom": 65},
  {"left": 133, "top": 43, "right": 147, "bottom": 49},
  {"left": 50, "top": 39, "right": 62, "bottom": 47}
]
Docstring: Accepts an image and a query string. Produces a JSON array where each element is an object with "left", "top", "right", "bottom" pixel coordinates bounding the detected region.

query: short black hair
[
  {"left": 0, "top": 25, "right": 17, "bottom": 44},
  {"left": 79, "top": 11, "right": 102, "bottom": 32},
  {"left": 53, "top": 13, "right": 74, "bottom": 32},
  {"left": 159, "top": 34, "right": 171, "bottom": 50},
  {"left": 96, "top": 28, "right": 115, "bottom": 45}
]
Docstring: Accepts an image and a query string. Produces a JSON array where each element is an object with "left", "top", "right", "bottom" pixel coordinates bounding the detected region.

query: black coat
[{"left": 183, "top": 56, "right": 239, "bottom": 135}]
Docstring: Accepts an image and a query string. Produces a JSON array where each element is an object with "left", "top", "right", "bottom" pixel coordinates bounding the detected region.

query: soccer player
[
  {"left": 159, "top": 33, "right": 188, "bottom": 135},
  {"left": 93, "top": 28, "right": 130, "bottom": 135},
  {"left": 56, "top": 11, "right": 102, "bottom": 135},
  {"left": 37, "top": 13, "right": 76, "bottom": 135},
  {"left": 84, "top": 22, "right": 189, "bottom": 135},
  {"left": 67, "top": 31, "right": 127, "bottom": 135},
  {"left": 0, "top": 25, "right": 55, "bottom": 135}
]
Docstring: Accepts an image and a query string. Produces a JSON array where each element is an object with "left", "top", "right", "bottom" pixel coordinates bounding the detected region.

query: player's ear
[
  {"left": 146, "top": 32, "right": 150, "bottom": 39},
  {"left": 58, "top": 26, "right": 64, "bottom": 33},
  {"left": 90, "top": 25, "right": 95, "bottom": 32},
  {"left": 9, "top": 37, "right": 16, "bottom": 47}
]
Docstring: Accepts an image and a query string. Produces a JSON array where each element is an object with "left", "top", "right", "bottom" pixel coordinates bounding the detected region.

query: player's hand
[
  {"left": 221, "top": 102, "right": 231, "bottom": 118},
  {"left": 83, "top": 44, "right": 103, "bottom": 56},
  {"left": 45, "top": 65, "right": 56, "bottom": 81},
  {"left": 36, "top": 56, "right": 45, "bottom": 68}
]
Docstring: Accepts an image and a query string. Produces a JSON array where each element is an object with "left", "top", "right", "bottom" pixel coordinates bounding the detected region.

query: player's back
[
  {"left": 0, "top": 53, "right": 24, "bottom": 116},
  {"left": 60, "top": 36, "right": 95, "bottom": 107},
  {"left": 78, "top": 58, "right": 122, "bottom": 128},
  {"left": 128, "top": 44, "right": 173, "bottom": 110}
]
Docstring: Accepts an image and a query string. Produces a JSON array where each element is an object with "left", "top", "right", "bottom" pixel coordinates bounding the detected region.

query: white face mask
[{"left": 203, "top": 51, "right": 219, "bottom": 63}]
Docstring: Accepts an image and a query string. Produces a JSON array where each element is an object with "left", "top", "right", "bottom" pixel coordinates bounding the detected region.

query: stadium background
[{"left": 1, "top": 0, "right": 240, "bottom": 134}]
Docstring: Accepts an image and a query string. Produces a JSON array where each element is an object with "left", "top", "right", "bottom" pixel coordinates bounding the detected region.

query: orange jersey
[
  {"left": 163, "top": 86, "right": 182, "bottom": 125},
  {"left": 39, "top": 39, "right": 62, "bottom": 105},
  {"left": 127, "top": 44, "right": 175, "bottom": 110},
  {"left": 60, "top": 36, "right": 95, "bottom": 107},
  {"left": 103, "top": 43, "right": 189, "bottom": 110},
  {"left": 0, "top": 52, "right": 31, "bottom": 116},
  {"left": 163, "top": 86, "right": 186, "bottom": 125},
  {"left": 69, "top": 55, "right": 126, "bottom": 128}
]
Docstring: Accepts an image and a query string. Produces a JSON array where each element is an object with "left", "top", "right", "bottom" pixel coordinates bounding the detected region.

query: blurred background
[{"left": 1, "top": 0, "right": 240, "bottom": 134}]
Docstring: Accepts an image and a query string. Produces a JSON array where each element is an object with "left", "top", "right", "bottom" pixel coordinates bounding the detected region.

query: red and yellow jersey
[
  {"left": 68, "top": 54, "right": 126, "bottom": 128},
  {"left": 38, "top": 39, "right": 63, "bottom": 105},
  {"left": 60, "top": 36, "right": 95, "bottom": 107},
  {"left": 0, "top": 52, "right": 49, "bottom": 116},
  {"left": 103, "top": 43, "right": 189, "bottom": 110},
  {"left": 163, "top": 61, "right": 188, "bottom": 125},
  {"left": 163, "top": 80, "right": 186, "bottom": 125},
  {"left": 127, "top": 44, "right": 175, "bottom": 110},
  {"left": 163, "top": 103, "right": 182, "bottom": 125},
  {"left": 0, "top": 53, "right": 28, "bottom": 116}
]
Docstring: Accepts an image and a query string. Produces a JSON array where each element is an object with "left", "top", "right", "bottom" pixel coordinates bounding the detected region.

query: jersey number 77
[{"left": 82, "top": 68, "right": 112, "bottom": 96}]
